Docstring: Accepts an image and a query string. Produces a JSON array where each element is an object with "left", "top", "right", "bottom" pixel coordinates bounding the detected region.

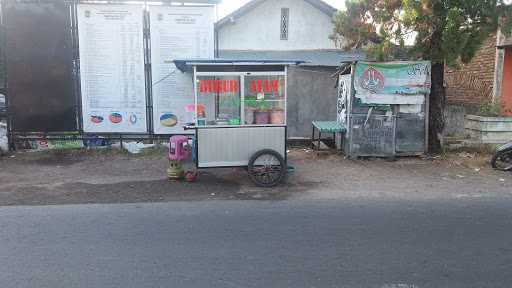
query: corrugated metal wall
[{"left": 287, "top": 66, "right": 338, "bottom": 138}]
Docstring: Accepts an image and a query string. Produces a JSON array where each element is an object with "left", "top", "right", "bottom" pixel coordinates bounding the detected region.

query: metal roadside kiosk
[
  {"left": 337, "top": 61, "right": 432, "bottom": 158},
  {"left": 174, "top": 59, "right": 303, "bottom": 187}
]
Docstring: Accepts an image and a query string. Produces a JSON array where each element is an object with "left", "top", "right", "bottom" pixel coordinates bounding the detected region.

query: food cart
[{"left": 174, "top": 59, "right": 301, "bottom": 187}]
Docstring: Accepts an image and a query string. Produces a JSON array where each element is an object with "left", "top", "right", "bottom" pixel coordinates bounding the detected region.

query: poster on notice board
[
  {"left": 150, "top": 5, "right": 215, "bottom": 134},
  {"left": 77, "top": 4, "right": 147, "bottom": 133}
]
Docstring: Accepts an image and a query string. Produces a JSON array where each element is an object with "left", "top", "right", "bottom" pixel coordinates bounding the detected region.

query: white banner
[
  {"left": 78, "top": 4, "right": 147, "bottom": 133},
  {"left": 337, "top": 74, "right": 351, "bottom": 126},
  {"left": 150, "top": 6, "right": 215, "bottom": 134}
]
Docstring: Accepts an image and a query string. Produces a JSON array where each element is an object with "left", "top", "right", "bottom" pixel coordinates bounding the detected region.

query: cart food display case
[{"left": 174, "top": 59, "right": 301, "bottom": 187}]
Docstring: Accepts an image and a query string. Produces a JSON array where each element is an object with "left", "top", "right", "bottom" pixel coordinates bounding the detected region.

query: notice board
[
  {"left": 4, "top": 1, "right": 76, "bottom": 132},
  {"left": 149, "top": 6, "right": 215, "bottom": 134},
  {"left": 77, "top": 4, "right": 147, "bottom": 133}
]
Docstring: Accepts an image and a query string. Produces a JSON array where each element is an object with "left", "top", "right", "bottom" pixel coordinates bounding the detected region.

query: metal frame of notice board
[
  {"left": 0, "top": 0, "right": 221, "bottom": 151},
  {"left": 0, "top": 1, "right": 12, "bottom": 150},
  {"left": 339, "top": 61, "right": 430, "bottom": 158}
]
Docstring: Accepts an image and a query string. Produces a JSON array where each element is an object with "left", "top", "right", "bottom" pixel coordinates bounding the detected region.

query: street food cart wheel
[{"left": 248, "top": 149, "right": 286, "bottom": 187}]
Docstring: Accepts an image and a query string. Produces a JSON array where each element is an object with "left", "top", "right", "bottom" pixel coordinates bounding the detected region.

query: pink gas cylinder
[
  {"left": 168, "top": 136, "right": 190, "bottom": 161},
  {"left": 167, "top": 136, "right": 191, "bottom": 181}
]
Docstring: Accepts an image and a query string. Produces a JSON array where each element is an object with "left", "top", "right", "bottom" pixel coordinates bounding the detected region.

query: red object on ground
[{"left": 185, "top": 171, "right": 197, "bottom": 182}]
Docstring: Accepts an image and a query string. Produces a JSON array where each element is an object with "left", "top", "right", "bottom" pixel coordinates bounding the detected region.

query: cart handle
[{"left": 183, "top": 125, "right": 197, "bottom": 131}]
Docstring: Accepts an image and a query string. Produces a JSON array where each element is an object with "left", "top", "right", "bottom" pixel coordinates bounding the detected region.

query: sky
[{"left": 216, "top": 0, "right": 346, "bottom": 19}]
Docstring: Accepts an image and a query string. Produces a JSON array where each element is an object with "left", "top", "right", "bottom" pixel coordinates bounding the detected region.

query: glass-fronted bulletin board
[{"left": 195, "top": 71, "right": 286, "bottom": 128}]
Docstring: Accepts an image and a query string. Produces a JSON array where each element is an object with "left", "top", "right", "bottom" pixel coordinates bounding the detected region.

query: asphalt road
[{"left": 1, "top": 199, "right": 512, "bottom": 288}]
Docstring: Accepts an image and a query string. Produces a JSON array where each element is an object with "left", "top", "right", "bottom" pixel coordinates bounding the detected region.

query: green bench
[{"left": 311, "top": 121, "right": 346, "bottom": 151}]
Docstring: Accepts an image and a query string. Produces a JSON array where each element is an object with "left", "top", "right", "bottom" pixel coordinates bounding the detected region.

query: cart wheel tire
[
  {"left": 491, "top": 150, "right": 512, "bottom": 171},
  {"left": 248, "top": 149, "right": 286, "bottom": 188}
]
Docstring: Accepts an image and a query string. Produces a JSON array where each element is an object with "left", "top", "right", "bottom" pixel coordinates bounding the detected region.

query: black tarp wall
[{"left": 3, "top": 0, "right": 76, "bottom": 132}]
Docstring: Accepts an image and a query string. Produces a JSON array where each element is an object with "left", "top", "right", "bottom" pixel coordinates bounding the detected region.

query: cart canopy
[{"left": 173, "top": 59, "right": 304, "bottom": 72}]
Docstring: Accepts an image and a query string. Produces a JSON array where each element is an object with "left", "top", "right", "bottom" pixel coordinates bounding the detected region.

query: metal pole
[
  {"left": 311, "top": 124, "right": 314, "bottom": 149},
  {"left": 144, "top": 0, "right": 153, "bottom": 136},
  {"left": 0, "top": 2, "right": 13, "bottom": 151},
  {"left": 284, "top": 65, "right": 288, "bottom": 126},
  {"left": 425, "top": 92, "right": 430, "bottom": 154},
  {"left": 318, "top": 132, "right": 321, "bottom": 151},
  {"left": 73, "top": 0, "right": 84, "bottom": 134},
  {"left": 240, "top": 74, "right": 245, "bottom": 125},
  {"left": 194, "top": 66, "right": 198, "bottom": 126}
]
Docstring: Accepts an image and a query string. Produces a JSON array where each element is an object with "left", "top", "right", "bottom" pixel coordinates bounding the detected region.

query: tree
[
  {"left": 331, "top": 0, "right": 512, "bottom": 152},
  {"left": 0, "top": 24, "right": 5, "bottom": 90}
]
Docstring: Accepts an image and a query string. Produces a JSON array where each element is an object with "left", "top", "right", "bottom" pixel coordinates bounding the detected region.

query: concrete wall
[
  {"left": 217, "top": 0, "right": 336, "bottom": 51},
  {"left": 499, "top": 31, "right": 512, "bottom": 47},
  {"left": 444, "top": 105, "right": 468, "bottom": 137},
  {"left": 287, "top": 66, "right": 338, "bottom": 138},
  {"left": 465, "top": 115, "right": 512, "bottom": 144}
]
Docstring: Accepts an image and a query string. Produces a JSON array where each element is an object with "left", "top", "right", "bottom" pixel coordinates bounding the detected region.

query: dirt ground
[{"left": 0, "top": 147, "right": 511, "bottom": 206}]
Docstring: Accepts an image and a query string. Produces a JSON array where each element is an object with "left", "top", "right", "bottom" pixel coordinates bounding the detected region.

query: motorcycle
[{"left": 491, "top": 141, "right": 512, "bottom": 171}]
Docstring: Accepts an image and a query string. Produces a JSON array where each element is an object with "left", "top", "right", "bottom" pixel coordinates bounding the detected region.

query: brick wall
[{"left": 445, "top": 34, "right": 497, "bottom": 106}]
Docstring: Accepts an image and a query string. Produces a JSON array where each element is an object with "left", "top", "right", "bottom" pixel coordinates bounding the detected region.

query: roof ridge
[
  {"left": 303, "top": 0, "right": 336, "bottom": 16},
  {"left": 216, "top": 0, "right": 266, "bottom": 28},
  {"left": 216, "top": 0, "right": 337, "bottom": 29}
]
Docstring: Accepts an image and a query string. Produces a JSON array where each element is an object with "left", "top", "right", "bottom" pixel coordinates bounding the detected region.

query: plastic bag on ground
[
  {"left": 0, "top": 121, "right": 7, "bottom": 154},
  {"left": 123, "top": 142, "right": 155, "bottom": 154}
]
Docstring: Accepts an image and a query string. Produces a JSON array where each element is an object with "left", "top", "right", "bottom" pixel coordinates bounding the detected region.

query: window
[
  {"left": 280, "top": 8, "right": 289, "bottom": 40},
  {"left": 244, "top": 75, "right": 285, "bottom": 125},
  {"left": 195, "top": 73, "right": 286, "bottom": 127},
  {"left": 196, "top": 76, "right": 241, "bottom": 126}
]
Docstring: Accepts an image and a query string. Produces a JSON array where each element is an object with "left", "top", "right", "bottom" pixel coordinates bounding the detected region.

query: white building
[
  {"left": 216, "top": 0, "right": 361, "bottom": 66},
  {"left": 216, "top": 0, "right": 363, "bottom": 137},
  {"left": 217, "top": 0, "right": 335, "bottom": 50}
]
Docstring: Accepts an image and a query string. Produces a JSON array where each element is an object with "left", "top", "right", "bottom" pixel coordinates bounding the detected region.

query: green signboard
[{"left": 354, "top": 61, "right": 431, "bottom": 105}]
